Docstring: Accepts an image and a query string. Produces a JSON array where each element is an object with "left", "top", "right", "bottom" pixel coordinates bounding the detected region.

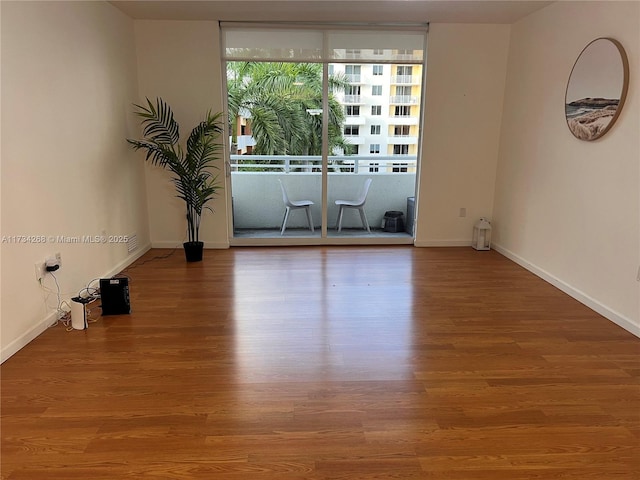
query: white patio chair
[
  {"left": 278, "top": 179, "right": 314, "bottom": 236},
  {"left": 335, "top": 178, "right": 373, "bottom": 233}
]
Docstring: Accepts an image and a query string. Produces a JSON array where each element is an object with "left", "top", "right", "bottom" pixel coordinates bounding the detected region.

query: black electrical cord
[{"left": 119, "top": 244, "right": 181, "bottom": 273}]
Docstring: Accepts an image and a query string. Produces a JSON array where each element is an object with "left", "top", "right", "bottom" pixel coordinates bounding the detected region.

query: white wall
[
  {"left": 1, "top": 1, "right": 149, "bottom": 360},
  {"left": 493, "top": 1, "right": 639, "bottom": 334},
  {"left": 134, "top": 21, "right": 228, "bottom": 249},
  {"left": 134, "top": 21, "right": 511, "bottom": 248},
  {"left": 416, "top": 23, "right": 511, "bottom": 246}
]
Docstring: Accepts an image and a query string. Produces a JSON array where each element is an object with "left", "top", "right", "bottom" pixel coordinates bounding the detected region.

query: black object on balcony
[{"left": 383, "top": 211, "right": 405, "bottom": 233}]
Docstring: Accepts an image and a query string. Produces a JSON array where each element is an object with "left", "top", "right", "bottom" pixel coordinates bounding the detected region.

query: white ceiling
[{"left": 109, "top": 0, "right": 554, "bottom": 24}]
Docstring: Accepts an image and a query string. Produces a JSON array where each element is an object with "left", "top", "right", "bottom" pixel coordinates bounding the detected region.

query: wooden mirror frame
[{"left": 565, "top": 38, "right": 629, "bottom": 141}]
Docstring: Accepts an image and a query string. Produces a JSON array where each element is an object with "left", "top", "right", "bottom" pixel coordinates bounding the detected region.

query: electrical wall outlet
[
  {"left": 36, "top": 253, "right": 62, "bottom": 281},
  {"left": 459, "top": 207, "right": 467, "bottom": 217},
  {"left": 45, "top": 256, "right": 59, "bottom": 271},
  {"left": 35, "top": 261, "right": 47, "bottom": 281}
]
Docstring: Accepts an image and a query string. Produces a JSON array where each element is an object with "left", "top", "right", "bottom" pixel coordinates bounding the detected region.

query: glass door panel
[
  {"left": 223, "top": 26, "right": 426, "bottom": 242},
  {"left": 327, "top": 60, "right": 420, "bottom": 238},
  {"left": 228, "top": 61, "right": 324, "bottom": 238}
]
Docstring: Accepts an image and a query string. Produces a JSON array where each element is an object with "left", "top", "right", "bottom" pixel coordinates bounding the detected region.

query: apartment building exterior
[{"left": 331, "top": 58, "right": 422, "bottom": 173}]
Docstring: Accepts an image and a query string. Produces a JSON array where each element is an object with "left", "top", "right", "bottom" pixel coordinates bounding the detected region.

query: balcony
[
  {"left": 343, "top": 95, "right": 362, "bottom": 104},
  {"left": 229, "top": 155, "right": 416, "bottom": 237},
  {"left": 392, "top": 53, "right": 422, "bottom": 61},
  {"left": 343, "top": 115, "right": 366, "bottom": 125},
  {"left": 389, "top": 95, "right": 419, "bottom": 105},
  {"left": 345, "top": 74, "right": 361, "bottom": 83},
  {"left": 387, "top": 135, "right": 418, "bottom": 145},
  {"left": 390, "top": 116, "right": 419, "bottom": 125},
  {"left": 344, "top": 135, "right": 365, "bottom": 145},
  {"left": 235, "top": 135, "right": 256, "bottom": 151},
  {"left": 390, "top": 75, "right": 417, "bottom": 84}
]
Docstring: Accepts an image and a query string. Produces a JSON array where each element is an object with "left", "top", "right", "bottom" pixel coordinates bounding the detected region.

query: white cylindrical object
[{"left": 70, "top": 298, "right": 86, "bottom": 330}]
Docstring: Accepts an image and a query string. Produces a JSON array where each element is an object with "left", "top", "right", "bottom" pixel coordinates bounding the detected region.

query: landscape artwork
[{"left": 565, "top": 38, "right": 628, "bottom": 141}]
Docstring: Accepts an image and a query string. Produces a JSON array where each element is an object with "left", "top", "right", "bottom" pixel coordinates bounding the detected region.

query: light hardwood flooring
[{"left": 2, "top": 246, "right": 639, "bottom": 479}]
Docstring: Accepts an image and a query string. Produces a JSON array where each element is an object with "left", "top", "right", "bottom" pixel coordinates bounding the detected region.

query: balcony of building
[
  {"left": 389, "top": 115, "right": 419, "bottom": 125},
  {"left": 387, "top": 135, "right": 419, "bottom": 145},
  {"left": 389, "top": 95, "right": 420, "bottom": 105},
  {"left": 234, "top": 135, "right": 256, "bottom": 154},
  {"left": 344, "top": 135, "right": 365, "bottom": 145},
  {"left": 229, "top": 155, "right": 417, "bottom": 238},
  {"left": 343, "top": 115, "right": 366, "bottom": 125},
  {"left": 343, "top": 95, "right": 363, "bottom": 104},
  {"left": 390, "top": 75, "right": 419, "bottom": 84}
]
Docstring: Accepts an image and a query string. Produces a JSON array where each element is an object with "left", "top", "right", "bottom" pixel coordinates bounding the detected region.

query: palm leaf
[
  {"left": 186, "top": 112, "right": 224, "bottom": 160},
  {"left": 250, "top": 106, "right": 286, "bottom": 155},
  {"left": 126, "top": 139, "right": 179, "bottom": 168},
  {"left": 131, "top": 97, "right": 179, "bottom": 145}
]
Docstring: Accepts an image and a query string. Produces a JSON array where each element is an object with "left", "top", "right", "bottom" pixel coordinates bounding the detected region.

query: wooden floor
[{"left": 2, "top": 247, "right": 639, "bottom": 479}]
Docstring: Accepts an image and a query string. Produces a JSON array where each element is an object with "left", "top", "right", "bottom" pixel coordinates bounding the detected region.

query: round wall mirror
[{"left": 565, "top": 38, "right": 629, "bottom": 141}]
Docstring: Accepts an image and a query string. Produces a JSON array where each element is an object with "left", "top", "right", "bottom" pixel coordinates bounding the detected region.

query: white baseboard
[
  {"left": 414, "top": 240, "right": 472, "bottom": 247},
  {"left": 151, "top": 241, "right": 229, "bottom": 249},
  {"left": 493, "top": 243, "right": 640, "bottom": 338},
  {"left": 1, "top": 243, "right": 152, "bottom": 364},
  {"left": 102, "top": 242, "right": 152, "bottom": 278},
  {"left": 0, "top": 311, "right": 59, "bottom": 363},
  {"left": 150, "top": 241, "right": 183, "bottom": 249}
]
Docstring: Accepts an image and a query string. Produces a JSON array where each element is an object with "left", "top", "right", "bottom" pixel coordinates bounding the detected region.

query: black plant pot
[{"left": 183, "top": 241, "right": 204, "bottom": 262}]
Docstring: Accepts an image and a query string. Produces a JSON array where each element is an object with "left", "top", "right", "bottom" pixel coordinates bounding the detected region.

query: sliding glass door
[{"left": 222, "top": 25, "right": 426, "bottom": 244}]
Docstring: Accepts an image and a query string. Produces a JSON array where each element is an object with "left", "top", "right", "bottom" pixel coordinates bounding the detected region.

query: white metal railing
[
  {"left": 388, "top": 136, "right": 418, "bottom": 145},
  {"left": 229, "top": 154, "right": 417, "bottom": 174},
  {"left": 391, "top": 75, "right": 414, "bottom": 84},
  {"left": 390, "top": 95, "right": 419, "bottom": 105},
  {"left": 390, "top": 116, "right": 419, "bottom": 125},
  {"left": 393, "top": 53, "right": 421, "bottom": 61},
  {"left": 343, "top": 95, "right": 362, "bottom": 103},
  {"left": 345, "top": 74, "right": 361, "bottom": 82}
]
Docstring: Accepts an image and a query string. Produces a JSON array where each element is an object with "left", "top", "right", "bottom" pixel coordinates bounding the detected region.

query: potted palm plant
[{"left": 127, "top": 98, "right": 223, "bottom": 262}]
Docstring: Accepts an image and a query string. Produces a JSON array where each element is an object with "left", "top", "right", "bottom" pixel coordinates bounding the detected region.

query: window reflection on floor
[{"left": 232, "top": 248, "right": 414, "bottom": 383}]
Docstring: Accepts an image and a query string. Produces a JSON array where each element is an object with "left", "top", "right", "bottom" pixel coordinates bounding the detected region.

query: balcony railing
[
  {"left": 393, "top": 53, "right": 421, "bottom": 61},
  {"left": 391, "top": 75, "right": 415, "bottom": 84},
  {"left": 389, "top": 95, "right": 419, "bottom": 105},
  {"left": 388, "top": 135, "right": 418, "bottom": 145},
  {"left": 343, "top": 95, "right": 362, "bottom": 103},
  {"left": 390, "top": 116, "right": 419, "bottom": 125},
  {"left": 229, "top": 154, "right": 417, "bottom": 174},
  {"left": 345, "top": 74, "right": 361, "bottom": 82},
  {"left": 343, "top": 115, "right": 366, "bottom": 125},
  {"left": 344, "top": 135, "right": 365, "bottom": 145},
  {"left": 230, "top": 156, "right": 417, "bottom": 232}
]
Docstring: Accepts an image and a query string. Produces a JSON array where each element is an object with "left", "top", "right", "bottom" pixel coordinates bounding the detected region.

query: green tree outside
[{"left": 227, "top": 62, "right": 351, "bottom": 171}]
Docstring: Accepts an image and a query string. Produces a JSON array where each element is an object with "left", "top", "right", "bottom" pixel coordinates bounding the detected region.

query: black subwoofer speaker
[{"left": 100, "top": 277, "right": 131, "bottom": 315}]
